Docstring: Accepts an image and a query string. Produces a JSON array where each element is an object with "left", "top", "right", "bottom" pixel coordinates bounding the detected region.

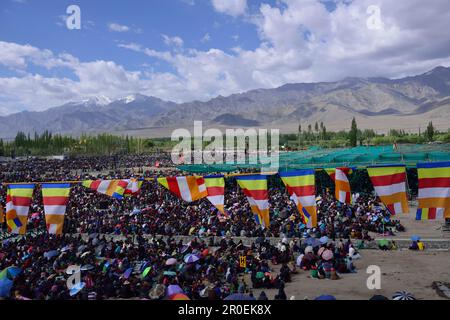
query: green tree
[
  {"left": 426, "top": 121, "right": 435, "bottom": 141},
  {"left": 349, "top": 117, "right": 358, "bottom": 147}
]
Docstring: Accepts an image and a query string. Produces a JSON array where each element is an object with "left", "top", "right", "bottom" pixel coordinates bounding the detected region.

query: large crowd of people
[{"left": 0, "top": 155, "right": 407, "bottom": 300}]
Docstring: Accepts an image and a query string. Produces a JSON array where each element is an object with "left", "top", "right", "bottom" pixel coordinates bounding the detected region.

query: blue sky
[
  {"left": 0, "top": 0, "right": 262, "bottom": 78},
  {"left": 0, "top": 0, "right": 449, "bottom": 114}
]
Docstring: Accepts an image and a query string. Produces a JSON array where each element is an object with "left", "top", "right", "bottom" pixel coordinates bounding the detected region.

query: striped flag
[
  {"left": 417, "top": 161, "right": 450, "bottom": 220},
  {"left": 236, "top": 175, "right": 270, "bottom": 229},
  {"left": 204, "top": 175, "right": 226, "bottom": 214},
  {"left": 367, "top": 165, "right": 409, "bottom": 215},
  {"left": 326, "top": 167, "right": 352, "bottom": 204},
  {"left": 6, "top": 184, "right": 34, "bottom": 234},
  {"left": 82, "top": 180, "right": 129, "bottom": 199},
  {"left": 279, "top": 170, "right": 317, "bottom": 228},
  {"left": 124, "top": 179, "right": 143, "bottom": 196},
  {"left": 42, "top": 183, "right": 71, "bottom": 235},
  {"left": 157, "top": 176, "right": 207, "bottom": 202},
  {"left": 416, "top": 207, "right": 448, "bottom": 220}
]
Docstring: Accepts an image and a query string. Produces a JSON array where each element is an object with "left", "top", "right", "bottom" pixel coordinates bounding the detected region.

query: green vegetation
[
  {"left": 280, "top": 118, "right": 450, "bottom": 149},
  {"left": 1, "top": 118, "right": 450, "bottom": 157},
  {"left": 0, "top": 131, "right": 175, "bottom": 157}
]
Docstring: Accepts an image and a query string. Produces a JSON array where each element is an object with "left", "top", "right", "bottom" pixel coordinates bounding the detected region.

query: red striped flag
[
  {"left": 326, "top": 167, "right": 352, "bottom": 204},
  {"left": 6, "top": 184, "right": 34, "bottom": 234},
  {"left": 236, "top": 175, "right": 270, "bottom": 229},
  {"left": 82, "top": 180, "right": 129, "bottom": 199},
  {"left": 204, "top": 175, "right": 226, "bottom": 214},
  {"left": 124, "top": 179, "right": 143, "bottom": 196},
  {"left": 157, "top": 176, "right": 207, "bottom": 202},
  {"left": 279, "top": 170, "right": 317, "bottom": 228},
  {"left": 42, "top": 183, "right": 71, "bottom": 235},
  {"left": 417, "top": 161, "right": 450, "bottom": 220},
  {"left": 367, "top": 165, "right": 409, "bottom": 215}
]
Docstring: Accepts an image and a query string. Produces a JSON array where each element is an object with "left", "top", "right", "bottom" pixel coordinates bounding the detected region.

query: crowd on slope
[{"left": 0, "top": 155, "right": 407, "bottom": 300}]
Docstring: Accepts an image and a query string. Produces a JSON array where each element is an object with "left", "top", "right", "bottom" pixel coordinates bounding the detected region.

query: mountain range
[{"left": 1, "top": 66, "right": 449, "bottom": 139}]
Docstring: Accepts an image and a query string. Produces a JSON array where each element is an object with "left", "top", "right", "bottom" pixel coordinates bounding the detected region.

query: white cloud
[
  {"left": 1, "top": 0, "right": 450, "bottom": 114},
  {"left": 108, "top": 22, "right": 130, "bottom": 32},
  {"left": 162, "top": 34, "right": 184, "bottom": 47},
  {"left": 211, "top": 0, "right": 247, "bottom": 17}
]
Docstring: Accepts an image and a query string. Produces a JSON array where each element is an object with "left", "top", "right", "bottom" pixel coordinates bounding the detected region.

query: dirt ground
[
  {"left": 248, "top": 250, "right": 450, "bottom": 300},
  {"left": 248, "top": 207, "right": 450, "bottom": 300}
]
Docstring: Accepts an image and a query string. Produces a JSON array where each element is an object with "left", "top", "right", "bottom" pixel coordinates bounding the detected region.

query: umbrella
[
  {"left": 80, "top": 251, "right": 91, "bottom": 258},
  {"left": 0, "top": 278, "right": 13, "bottom": 298},
  {"left": 315, "top": 295, "right": 336, "bottom": 300},
  {"left": 392, "top": 291, "right": 416, "bottom": 300},
  {"left": 80, "top": 265, "right": 94, "bottom": 271},
  {"left": 377, "top": 239, "right": 390, "bottom": 247},
  {"left": 224, "top": 293, "right": 255, "bottom": 301},
  {"left": 0, "top": 267, "right": 22, "bottom": 298},
  {"left": 319, "top": 236, "right": 329, "bottom": 244},
  {"left": 168, "top": 293, "right": 190, "bottom": 300},
  {"left": 44, "top": 250, "right": 59, "bottom": 260},
  {"left": 123, "top": 268, "right": 133, "bottom": 279},
  {"left": 369, "top": 295, "right": 389, "bottom": 300},
  {"left": 304, "top": 246, "right": 313, "bottom": 254},
  {"left": 180, "top": 245, "right": 190, "bottom": 254},
  {"left": 69, "top": 282, "right": 86, "bottom": 296},
  {"left": 304, "top": 238, "right": 321, "bottom": 247},
  {"left": 411, "top": 235, "right": 421, "bottom": 241},
  {"left": 163, "top": 271, "right": 177, "bottom": 277},
  {"left": 184, "top": 254, "right": 200, "bottom": 264},
  {"left": 2, "top": 267, "right": 22, "bottom": 279},
  {"left": 142, "top": 266, "right": 152, "bottom": 279},
  {"left": 166, "top": 284, "right": 184, "bottom": 296},
  {"left": 165, "top": 258, "right": 177, "bottom": 266},
  {"left": 322, "top": 249, "right": 333, "bottom": 261}
]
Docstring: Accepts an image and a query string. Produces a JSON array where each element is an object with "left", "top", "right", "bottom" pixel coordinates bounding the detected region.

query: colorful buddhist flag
[
  {"left": 327, "top": 167, "right": 352, "bottom": 204},
  {"left": 82, "top": 180, "right": 129, "bottom": 199},
  {"left": 42, "top": 183, "right": 71, "bottom": 235},
  {"left": 236, "top": 175, "right": 270, "bottom": 229},
  {"left": 124, "top": 179, "right": 143, "bottom": 196},
  {"left": 279, "top": 170, "right": 317, "bottom": 228},
  {"left": 6, "top": 184, "right": 34, "bottom": 234},
  {"left": 157, "top": 176, "right": 207, "bottom": 202},
  {"left": 367, "top": 165, "right": 409, "bottom": 215},
  {"left": 417, "top": 161, "right": 450, "bottom": 220},
  {"left": 204, "top": 175, "right": 225, "bottom": 214},
  {"left": 415, "top": 207, "right": 448, "bottom": 220}
]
